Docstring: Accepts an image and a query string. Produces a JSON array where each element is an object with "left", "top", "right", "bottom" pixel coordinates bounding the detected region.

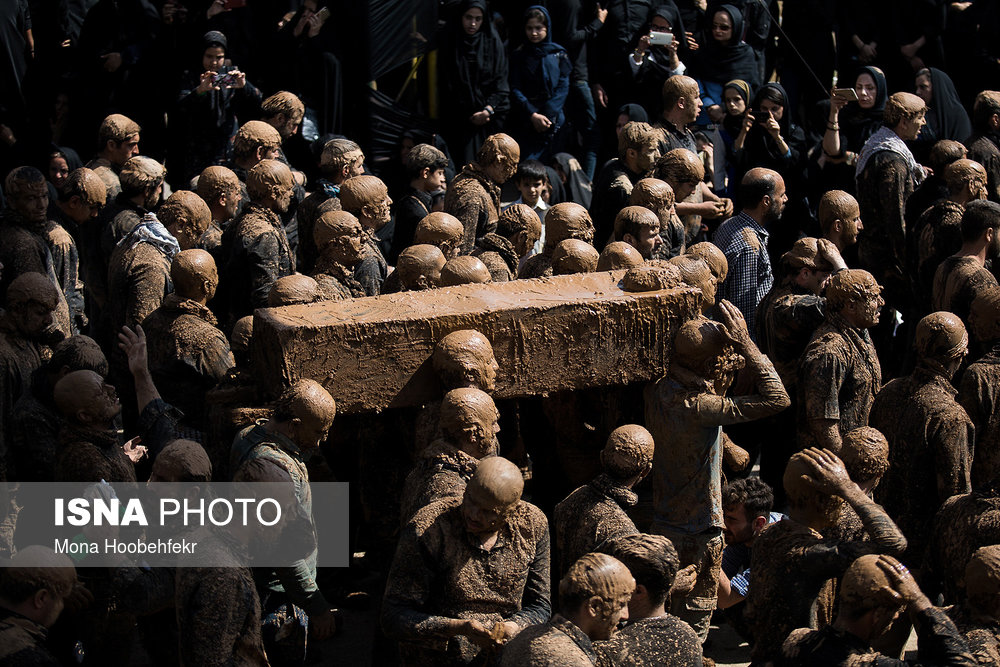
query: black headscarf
[
  {"left": 441, "top": 0, "right": 507, "bottom": 113},
  {"left": 839, "top": 66, "right": 887, "bottom": 151},
  {"left": 924, "top": 68, "right": 972, "bottom": 143},
  {"left": 690, "top": 5, "right": 760, "bottom": 87}
]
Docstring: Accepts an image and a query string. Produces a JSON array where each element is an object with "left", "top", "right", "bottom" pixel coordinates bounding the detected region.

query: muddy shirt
[
  {"left": 756, "top": 282, "right": 825, "bottom": 392},
  {"left": 142, "top": 294, "right": 234, "bottom": 428},
  {"left": 354, "top": 232, "right": 388, "bottom": 297},
  {"left": 9, "top": 370, "right": 64, "bottom": 481},
  {"left": 857, "top": 150, "right": 918, "bottom": 307},
  {"left": 473, "top": 233, "right": 519, "bottom": 282},
  {"left": 747, "top": 514, "right": 905, "bottom": 663},
  {"left": 518, "top": 251, "right": 554, "bottom": 279},
  {"left": 933, "top": 256, "right": 998, "bottom": 326},
  {"left": 499, "top": 615, "right": 597, "bottom": 667},
  {"left": 872, "top": 367, "right": 973, "bottom": 564},
  {"left": 0, "top": 209, "right": 72, "bottom": 336},
  {"left": 554, "top": 473, "right": 639, "bottom": 576},
  {"left": 174, "top": 534, "right": 269, "bottom": 667},
  {"left": 46, "top": 210, "right": 85, "bottom": 333},
  {"left": 0, "top": 609, "right": 59, "bottom": 667},
  {"left": 912, "top": 199, "right": 964, "bottom": 310},
  {"left": 968, "top": 134, "right": 1000, "bottom": 205},
  {"left": 590, "top": 158, "right": 640, "bottom": 244},
  {"left": 594, "top": 615, "right": 702, "bottom": 666},
  {"left": 54, "top": 423, "right": 135, "bottom": 483},
  {"left": 312, "top": 256, "right": 365, "bottom": 301},
  {"left": 958, "top": 347, "right": 1000, "bottom": 489},
  {"left": 650, "top": 209, "right": 687, "bottom": 260},
  {"left": 107, "top": 234, "right": 172, "bottom": 333},
  {"left": 952, "top": 607, "right": 1000, "bottom": 667},
  {"left": 645, "top": 356, "right": 788, "bottom": 535},
  {"left": 781, "top": 605, "right": 976, "bottom": 666},
  {"left": 400, "top": 439, "right": 479, "bottom": 524},
  {"left": 221, "top": 203, "right": 295, "bottom": 321},
  {"left": 383, "top": 497, "right": 551, "bottom": 665},
  {"left": 797, "top": 313, "right": 882, "bottom": 448},
  {"left": 925, "top": 490, "right": 1000, "bottom": 606},
  {"left": 0, "top": 323, "right": 46, "bottom": 479},
  {"left": 445, "top": 163, "right": 501, "bottom": 254}
]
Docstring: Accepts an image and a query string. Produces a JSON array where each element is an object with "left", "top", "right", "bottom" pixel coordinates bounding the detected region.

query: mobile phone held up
[
  {"left": 214, "top": 69, "right": 240, "bottom": 88},
  {"left": 832, "top": 88, "right": 860, "bottom": 102},
  {"left": 223, "top": 0, "right": 246, "bottom": 9},
  {"left": 649, "top": 31, "right": 673, "bottom": 46},
  {"left": 315, "top": 6, "right": 331, "bottom": 22}
]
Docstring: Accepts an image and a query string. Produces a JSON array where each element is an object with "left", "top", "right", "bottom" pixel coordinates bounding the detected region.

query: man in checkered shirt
[{"left": 713, "top": 168, "right": 787, "bottom": 340}]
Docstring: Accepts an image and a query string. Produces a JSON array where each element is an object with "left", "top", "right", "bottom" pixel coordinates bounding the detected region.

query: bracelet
[{"left": 826, "top": 123, "right": 839, "bottom": 131}]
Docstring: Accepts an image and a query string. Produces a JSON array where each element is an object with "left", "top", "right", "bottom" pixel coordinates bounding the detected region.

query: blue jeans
[{"left": 565, "top": 79, "right": 599, "bottom": 180}]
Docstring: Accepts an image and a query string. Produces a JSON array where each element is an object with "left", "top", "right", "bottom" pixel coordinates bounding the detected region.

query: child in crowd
[
  {"left": 509, "top": 6, "right": 571, "bottom": 162},
  {"left": 390, "top": 144, "right": 449, "bottom": 263},
  {"left": 505, "top": 159, "right": 550, "bottom": 257}
]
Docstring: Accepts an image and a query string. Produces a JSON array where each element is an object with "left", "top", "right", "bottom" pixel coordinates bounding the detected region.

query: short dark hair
[
  {"left": 605, "top": 534, "right": 679, "bottom": 608},
  {"left": 973, "top": 91, "right": 1000, "bottom": 133},
  {"left": 405, "top": 143, "right": 448, "bottom": 180},
  {"left": 722, "top": 477, "right": 774, "bottom": 521},
  {"left": 738, "top": 170, "right": 778, "bottom": 208},
  {"left": 962, "top": 199, "right": 1000, "bottom": 243},
  {"left": 515, "top": 159, "right": 547, "bottom": 184}
]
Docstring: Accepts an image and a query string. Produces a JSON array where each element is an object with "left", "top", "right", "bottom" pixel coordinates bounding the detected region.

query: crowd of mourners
[{"left": 7, "top": 0, "right": 1000, "bottom": 666}]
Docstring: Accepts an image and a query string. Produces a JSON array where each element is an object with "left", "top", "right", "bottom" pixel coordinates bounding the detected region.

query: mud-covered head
[
  {"left": 196, "top": 165, "right": 241, "bottom": 213},
  {"left": 159, "top": 190, "right": 212, "bottom": 250},
  {"left": 970, "top": 286, "right": 1000, "bottom": 343},
  {"left": 5, "top": 272, "right": 59, "bottom": 339},
  {"left": 544, "top": 202, "right": 594, "bottom": 252},
  {"left": 673, "top": 316, "right": 744, "bottom": 383},
  {"left": 597, "top": 242, "right": 644, "bottom": 271},
  {"left": 119, "top": 156, "right": 165, "bottom": 207},
  {"left": 98, "top": 113, "right": 140, "bottom": 167},
  {"left": 440, "top": 387, "right": 499, "bottom": 459},
  {"left": 840, "top": 427, "right": 889, "bottom": 490},
  {"left": 614, "top": 205, "right": 662, "bottom": 259},
  {"left": 53, "top": 369, "right": 120, "bottom": 427},
  {"left": 92, "top": 166, "right": 121, "bottom": 200},
  {"left": 914, "top": 311, "right": 968, "bottom": 372},
  {"left": 825, "top": 269, "right": 883, "bottom": 328},
  {"left": 477, "top": 133, "right": 520, "bottom": 183},
  {"left": 783, "top": 450, "right": 844, "bottom": 525},
  {"left": 397, "top": 244, "right": 446, "bottom": 291},
  {"left": 230, "top": 316, "right": 253, "bottom": 362},
  {"left": 432, "top": 330, "right": 499, "bottom": 392},
  {"left": 314, "top": 210, "right": 364, "bottom": 266},
  {"left": 944, "top": 158, "right": 988, "bottom": 200},
  {"left": 170, "top": 249, "right": 218, "bottom": 302},
  {"left": 629, "top": 177, "right": 675, "bottom": 212},
  {"left": 46, "top": 335, "right": 108, "bottom": 378},
  {"left": 605, "top": 533, "right": 678, "bottom": 609},
  {"left": 601, "top": 424, "right": 654, "bottom": 482},
  {"left": 670, "top": 255, "right": 716, "bottom": 312},
  {"left": 440, "top": 255, "right": 491, "bottom": 286},
  {"left": 4, "top": 166, "right": 49, "bottom": 224},
  {"left": 818, "top": 190, "right": 863, "bottom": 247},
  {"left": 884, "top": 92, "right": 927, "bottom": 139},
  {"left": 319, "top": 138, "right": 364, "bottom": 182},
  {"left": 781, "top": 237, "right": 836, "bottom": 294},
  {"left": 973, "top": 90, "right": 1000, "bottom": 134},
  {"left": 462, "top": 456, "right": 523, "bottom": 536},
  {"left": 839, "top": 554, "right": 907, "bottom": 614},
  {"left": 150, "top": 439, "right": 212, "bottom": 482},
  {"left": 552, "top": 239, "right": 599, "bottom": 275},
  {"left": 559, "top": 553, "right": 635, "bottom": 639},
  {"left": 618, "top": 121, "right": 660, "bottom": 171},
  {"left": 271, "top": 378, "right": 336, "bottom": 450},
  {"left": 247, "top": 159, "right": 294, "bottom": 212},
  {"left": 965, "top": 545, "right": 1000, "bottom": 616},
  {"left": 415, "top": 212, "right": 465, "bottom": 258},
  {"left": 267, "top": 275, "right": 319, "bottom": 307},
  {"left": 0, "top": 546, "right": 77, "bottom": 628},
  {"left": 496, "top": 203, "right": 542, "bottom": 257},
  {"left": 233, "top": 120, "right": 282, "bottom": 164},
  {"left": 649, "top": 148, "right": 704, "bottom": 201},
  {"left": 686, "top": 242, "right": 728, "bottom": 283},
  {"left": 261, "top": 91, "right": 305, "bottom": 138},
  {"left": 59, "top": 167, "right": 108, "bottom": 211},
  {"left": 339, "top": 175, "right": 391, "bottom": 231}
]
